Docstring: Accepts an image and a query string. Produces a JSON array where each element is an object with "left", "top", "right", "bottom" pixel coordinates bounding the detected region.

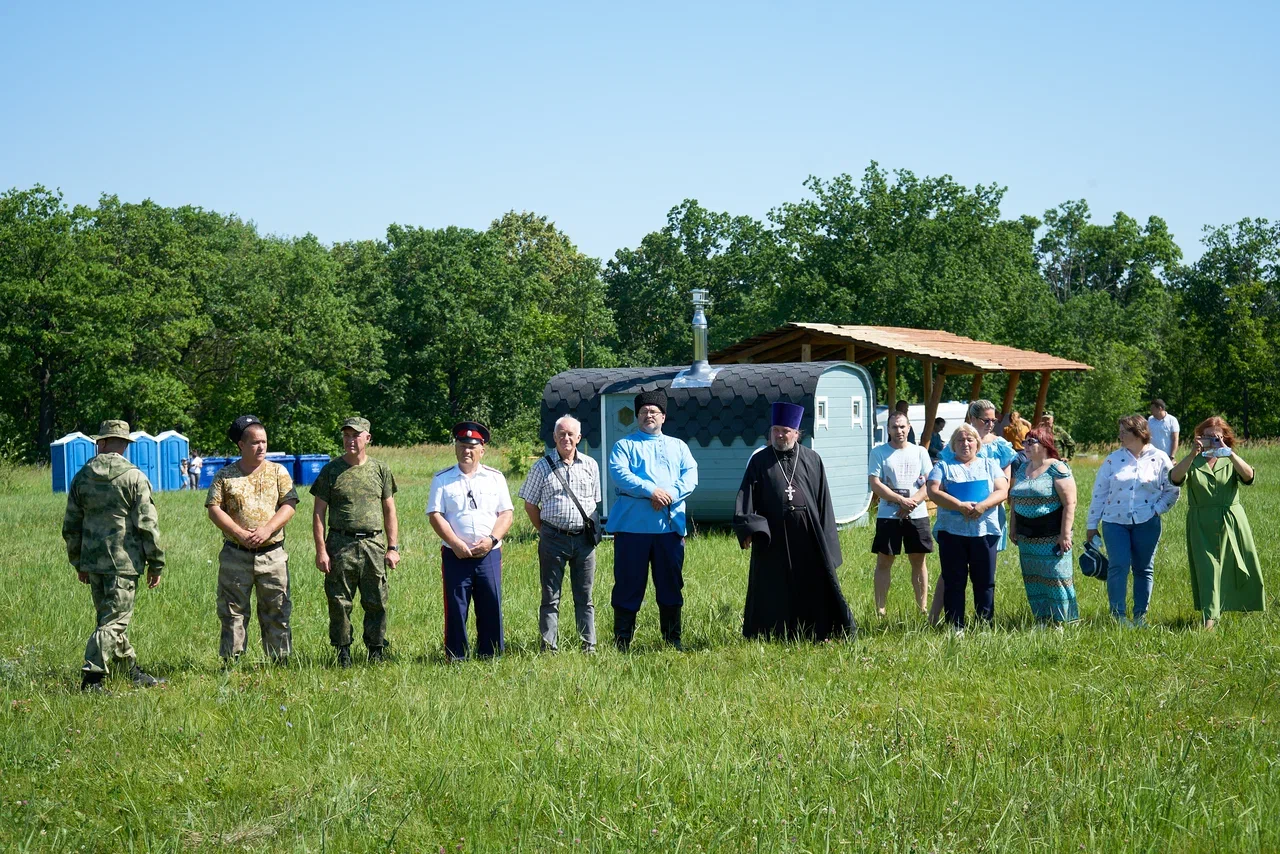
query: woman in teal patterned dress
[{"left": 1008, "top": 426, "right": 1079, "bottom": 625}]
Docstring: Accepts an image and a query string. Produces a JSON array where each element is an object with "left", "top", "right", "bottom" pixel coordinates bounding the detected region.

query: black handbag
[
  {"left": 545, "top": 455, "right": 603, "bottom": 546},
  {"left": 1079, "top": 541, "right": 1109, "bottom": 581}
]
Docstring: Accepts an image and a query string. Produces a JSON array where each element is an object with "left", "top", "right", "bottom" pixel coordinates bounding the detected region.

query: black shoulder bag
[{"left": 545, "top": 455, "right": 603, "bottom": 546}]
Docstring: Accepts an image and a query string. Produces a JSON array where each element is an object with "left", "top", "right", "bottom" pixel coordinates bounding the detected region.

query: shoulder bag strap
[{"left": 545, "top": 455, "right": 593, "bottom": 526}]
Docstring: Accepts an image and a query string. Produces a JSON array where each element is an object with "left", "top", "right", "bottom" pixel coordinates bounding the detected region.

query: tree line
[{"left": 1, "top": 163, "right": 1276, "bottom": 461}]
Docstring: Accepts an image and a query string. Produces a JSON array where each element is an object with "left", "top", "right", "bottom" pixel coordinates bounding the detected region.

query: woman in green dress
[{"left": 1168, "top": 416, "right": 1263, "bottom": 629}]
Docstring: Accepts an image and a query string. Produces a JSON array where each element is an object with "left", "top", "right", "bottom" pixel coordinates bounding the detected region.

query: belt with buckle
[
  {"left": 224, "top": 540, "right": 284, "bottom": 554},
  {"left": 331, "top": 529, "right": 382, "bottom": 539},
  {"left": 541, "top": 521, "right": 585, "bottom": 537}
]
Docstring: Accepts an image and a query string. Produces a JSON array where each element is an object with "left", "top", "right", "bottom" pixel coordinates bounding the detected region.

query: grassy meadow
[{"left": 1, "top": 443, "right": 1279, "bottom": 853}]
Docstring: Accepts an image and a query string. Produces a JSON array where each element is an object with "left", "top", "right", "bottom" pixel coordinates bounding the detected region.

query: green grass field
[{"left": 2, "top": 445, "right": 1278, "bottom": 853}]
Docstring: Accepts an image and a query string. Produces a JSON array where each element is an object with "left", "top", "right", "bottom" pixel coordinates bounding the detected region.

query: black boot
[
  {"left": 659, "top": 605, "right": 683, "bottom": 651},
  {"left": 367, "top": 647, "right": 385, "bottom": 664},
  {"left": 128, "top": 665, "right": 166, "bottom": 687},
  {"left": 336, "top": 646, "right": 352, "bottom": 668},
  {"left": 613, "top": 608, "right": 637, "bottom": 652},
  {"left": 80, "top": 671, "right": 105, "bottom": 692}
]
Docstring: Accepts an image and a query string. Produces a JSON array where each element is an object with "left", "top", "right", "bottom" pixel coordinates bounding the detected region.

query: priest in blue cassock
[{"left": 733, "top": 401, "right": 856, "bottom": 641}]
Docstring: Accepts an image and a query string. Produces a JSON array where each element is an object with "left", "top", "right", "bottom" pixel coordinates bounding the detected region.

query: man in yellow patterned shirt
[{"left": 206, "top": 415, "right": 299, "bottom": 663}]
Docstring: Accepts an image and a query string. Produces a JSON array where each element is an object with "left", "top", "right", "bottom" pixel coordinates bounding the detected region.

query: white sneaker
[{"left": 952, "top": 628, "right": 965, "bottom": 640}]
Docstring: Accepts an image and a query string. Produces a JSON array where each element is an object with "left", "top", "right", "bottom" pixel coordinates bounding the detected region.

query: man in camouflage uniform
[
  {"left": 312, "top": 417, "right": 400, "bottom": 666},
  {"left": 206, "top": 415, "right": 299, "bottom": 664},
  {"left": 62, "top": 420, "right": 166, "bottom": 691}
]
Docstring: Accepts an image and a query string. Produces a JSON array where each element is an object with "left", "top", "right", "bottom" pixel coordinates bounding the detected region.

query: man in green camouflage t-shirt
[
  {"left": 312, "top": 417, "right": 400, "bottom": 666},
  {"left": 62, "top": 420, "right": 166, "bottom": 692}
]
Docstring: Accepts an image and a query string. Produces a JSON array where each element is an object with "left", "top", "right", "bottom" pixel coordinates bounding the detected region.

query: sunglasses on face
[
  {"left": 979, "top": 418, "right": 997, "bottom": 425},
  {"left": 1024, "top": 437, "right": 1040, "bottom": 446}
]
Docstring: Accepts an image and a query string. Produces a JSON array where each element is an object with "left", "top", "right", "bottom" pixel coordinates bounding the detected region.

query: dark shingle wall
[{"left": 540, "top": 363, "right": 836, "bottom": 447}]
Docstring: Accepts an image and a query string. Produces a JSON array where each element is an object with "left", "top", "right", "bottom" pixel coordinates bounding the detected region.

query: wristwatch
[
  {"left": 387, "top": 545, "right": 399, "bottom": 552},
  {"left": 489, "top": 535, "right": 499, "bottom": 547}
]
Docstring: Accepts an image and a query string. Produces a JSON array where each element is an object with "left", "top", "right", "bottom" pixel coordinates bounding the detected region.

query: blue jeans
[{"left": 1101, "top": 515, "right": 1162, "bottom": 619}]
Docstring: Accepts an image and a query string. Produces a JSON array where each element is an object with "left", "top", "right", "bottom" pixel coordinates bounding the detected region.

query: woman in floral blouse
[{"left": 1086, "top": 415, "right": 1181, "bottom": 626}]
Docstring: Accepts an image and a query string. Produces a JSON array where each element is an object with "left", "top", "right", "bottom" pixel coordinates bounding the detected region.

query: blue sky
[{"left": 2, "top": 1, "right": 1275, "bottom": 263}]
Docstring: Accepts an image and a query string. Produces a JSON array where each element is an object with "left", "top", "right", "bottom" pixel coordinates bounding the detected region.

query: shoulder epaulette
[
  {"left": 481, "top": 464, "right": 502, "bottom": 473},
  {"left": 434, "top": 465, "right": 456, "bottom": 476}
]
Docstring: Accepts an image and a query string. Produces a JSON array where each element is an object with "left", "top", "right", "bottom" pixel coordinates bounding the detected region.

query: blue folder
[{"left": 948, "top": 478, "right": 991, "bottom": 503}]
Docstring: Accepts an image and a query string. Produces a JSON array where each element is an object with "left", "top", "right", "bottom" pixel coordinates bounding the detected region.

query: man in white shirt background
[{"left": 1147, "top": 399, "right": 1179, "bottom": 459}]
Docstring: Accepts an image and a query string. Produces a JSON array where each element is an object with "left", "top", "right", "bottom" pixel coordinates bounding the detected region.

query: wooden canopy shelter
[{"left": 710, "top": 323, "right": 1092, "bottom": 445}]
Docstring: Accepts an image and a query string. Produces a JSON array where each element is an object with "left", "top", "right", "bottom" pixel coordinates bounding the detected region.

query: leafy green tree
[{"left": 605, "top": 201, "right": 781, "bottom": 367}]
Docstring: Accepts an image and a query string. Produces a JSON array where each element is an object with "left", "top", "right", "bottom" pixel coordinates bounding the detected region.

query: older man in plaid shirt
[{"left": 519, "top": 415, "right": 601, "bottom": 653}]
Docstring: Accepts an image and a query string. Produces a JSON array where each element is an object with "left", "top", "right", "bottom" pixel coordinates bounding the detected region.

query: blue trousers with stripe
[{"left": 441, "top": 547, "right": 504, "bottom": 659}]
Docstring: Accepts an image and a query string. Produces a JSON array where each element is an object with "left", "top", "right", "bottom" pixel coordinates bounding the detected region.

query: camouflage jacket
[{"left": 62, "top": 453, "right": 165, "bottom": 576}]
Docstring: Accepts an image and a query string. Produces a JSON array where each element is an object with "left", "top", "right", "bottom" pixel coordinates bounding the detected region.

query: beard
[{"left": 772, "top": 436, "right": 797, "bottom": 452}]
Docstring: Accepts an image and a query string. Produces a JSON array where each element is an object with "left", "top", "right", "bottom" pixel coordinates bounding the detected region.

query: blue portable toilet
[
  {"left": 296, "top": 454, "right": 331, "bottom": 487},
  {"left": 124, "top": 431, "right": 160, "bottom": 491},
  {"left": 155, "top": 430, "right": 190, "bottom": 491},
  {"left": 198, "top": 457, "right": 226, "bottom": 489},
  {"left": 51, "top": 431, "right": 97, "bottom": 493},
  {"left": 540, "top": 361, "right": 876, "bottom": 525}
]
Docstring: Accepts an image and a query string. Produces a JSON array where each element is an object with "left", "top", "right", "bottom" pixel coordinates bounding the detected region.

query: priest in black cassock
[{"left": 733, "top": 402, "right": 856, "bottom": 641}]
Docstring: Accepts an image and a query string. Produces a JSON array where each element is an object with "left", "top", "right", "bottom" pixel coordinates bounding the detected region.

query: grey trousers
[{"left": 538, "top": 526, "right": 596, "bottom": 650}]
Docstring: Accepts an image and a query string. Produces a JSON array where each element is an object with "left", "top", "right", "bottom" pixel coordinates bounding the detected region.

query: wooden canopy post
[
  {"left": 1033, "top": 371, "right": 1051, "bottom": 423},
  {"left": 922, "top": 359, "right": 933, "bottom": 404},
  {"left": 920, "top": 366, "right": 947, "bottom": 447},
  {"left": 801, "top": 341, "right": 812, "bottom": 362},
  {"left": 1001, "top": 371, "right": 1021, "bottom": 417},
  {"left": 970, "top": 373, "right": 984, "bottom": 402},
  {"left": 886, "top": 354, "right": 897, "bottom": 409}
]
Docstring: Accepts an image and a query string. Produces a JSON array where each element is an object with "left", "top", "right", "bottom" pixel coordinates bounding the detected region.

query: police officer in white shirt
[{"left": 427, "top": 421, "right": 514, "bottom": 659}]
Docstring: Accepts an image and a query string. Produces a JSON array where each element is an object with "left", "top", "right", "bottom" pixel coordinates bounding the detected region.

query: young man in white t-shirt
[
  {"left": 1147, "top": 399, "right": 1180, "bottom": 458},
  {"left": 868, "top": 412, "right": 934, "bottom": 616}
]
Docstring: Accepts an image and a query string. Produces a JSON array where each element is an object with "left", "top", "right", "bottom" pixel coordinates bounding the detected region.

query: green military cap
[
  {"left": 93, "top": 420, "right": 134, "bottom": 442},
  {"left": 341, "top": 416, "right": 371, "bottom": 434}
]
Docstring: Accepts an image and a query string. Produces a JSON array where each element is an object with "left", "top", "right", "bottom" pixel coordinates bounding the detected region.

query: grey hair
[
  {"left": 967, "top": 399, "right": 997, "bottom": 423},
  {"left": 554, "top": 415, "right": 582, "bottom": 435},
  {"left": 949, "top": 421, "right": 981, "bottom": 451}
]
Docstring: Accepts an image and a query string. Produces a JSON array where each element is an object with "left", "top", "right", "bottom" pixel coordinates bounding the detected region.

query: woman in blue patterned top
[
  {"left": 928, "top": 399, "right": 1017, "bottom": 625},
  {"left": 1008, "top": 426, "right": 1078, "bottom": 626},
  {"left": 927, "top": 423, "right": 1009, "bottom": 633}
]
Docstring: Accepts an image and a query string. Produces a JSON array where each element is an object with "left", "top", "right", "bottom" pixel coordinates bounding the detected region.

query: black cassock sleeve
[{"left": 733, "top": 452, "right": 771, "bottom": 549}]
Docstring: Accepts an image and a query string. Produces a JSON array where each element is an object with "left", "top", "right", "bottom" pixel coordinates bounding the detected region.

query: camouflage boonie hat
[
  {"left": 341, "top": 417, "right": 371, "bottom": 434},
  {"left": 93, "top": 420, "right": 134, "bottom": 442}
]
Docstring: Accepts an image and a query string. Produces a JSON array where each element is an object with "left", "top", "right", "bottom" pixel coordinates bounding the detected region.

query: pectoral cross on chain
[{"left": 784, "top": 483, "right": 796, "bottom": 501}]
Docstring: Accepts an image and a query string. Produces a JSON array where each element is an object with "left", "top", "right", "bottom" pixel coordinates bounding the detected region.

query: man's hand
[
  {"left": 897, "top": 496, "right": 919, "bottom": 513},
  {"left": 469, "top": 537, "right": 494, "bottom": 559},
  {"left": 77, "top": 571, "right": 89, "bottom": 584},
  {"left": 741, "top": 535, "right": 751, "bottom": 550},
  {"left": 384, "top": 549, "right": 401, "bottom": 570},
  {"left": 147, "top": 573, "right": 161, "bottom": 589},
  {"left": 242, "top": 527, "right": 270, "bottom": 548},
  {"left": 450, "top": 540, "right": 473, "bottom": 560},
  {"left": 315, "top": 550, "right": 331, "bottom": 574},
  {"left": 649, "top": 488, "right": 674, "bottom": 510}
]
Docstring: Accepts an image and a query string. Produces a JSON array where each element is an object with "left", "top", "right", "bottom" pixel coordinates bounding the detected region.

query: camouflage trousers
[
  {"left": 217, "top": 543, "right": 292, "bottom": 661},
  {"left": 324, "top": 533, "right": 389, "bottom": 651},
  {"left": 83, "top": 574, "right": 137, "bottom": 675}
]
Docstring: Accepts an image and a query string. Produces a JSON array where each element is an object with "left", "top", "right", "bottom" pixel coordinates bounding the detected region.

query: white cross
[{"left": 784, "top": 484, "right": 796, "bottom": 501}]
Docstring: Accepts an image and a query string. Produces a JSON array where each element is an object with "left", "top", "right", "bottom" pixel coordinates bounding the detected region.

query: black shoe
[
  {"left": 129, "top": 665, "right": 166, "bottom": 688},
  {"left": 659, "top": 605, "right": 683, "bottom": 651},
  {"left": 613, "top": 608, "right": 637, "bottom": 652},
  {"left": 80, "top": 672, "right": 105, "bottom": 692},
  {"left": 367, "top": 647, "right": 385, "bottom": 664},
  {"left": 336, "top": 646, "right": 352, "bottom": 668}
]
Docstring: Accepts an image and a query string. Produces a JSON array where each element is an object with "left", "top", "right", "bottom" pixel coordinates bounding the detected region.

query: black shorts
[{"left": 872, "top": 517, "right": 935, "bottom": 555}]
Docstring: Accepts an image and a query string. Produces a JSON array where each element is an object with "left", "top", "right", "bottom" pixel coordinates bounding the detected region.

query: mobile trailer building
[{"left": 539, "top": 361, "right": 876, "bottom": 526}]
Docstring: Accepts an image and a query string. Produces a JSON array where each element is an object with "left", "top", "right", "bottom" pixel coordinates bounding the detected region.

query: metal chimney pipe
[{"left": 691, "top": 288, "right": 710, "bottom": 366}]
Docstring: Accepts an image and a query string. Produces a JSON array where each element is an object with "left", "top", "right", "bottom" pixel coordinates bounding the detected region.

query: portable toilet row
[{"left": 193, "top": 454, "right": 331, "bottom": 489}]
